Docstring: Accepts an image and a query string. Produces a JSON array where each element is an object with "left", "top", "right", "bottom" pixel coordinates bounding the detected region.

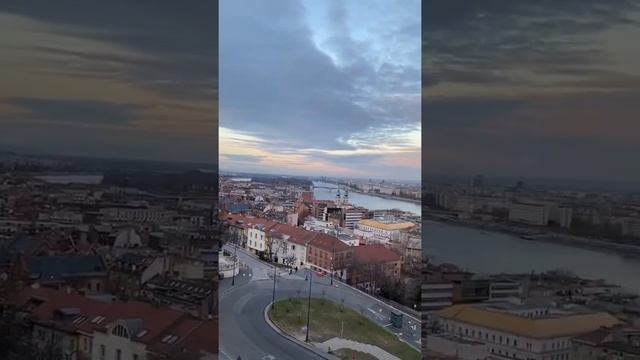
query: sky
[
  {"left": 0, "top": 1, "right": 217, "bottom": 164},
  {"left": 424, "top": 0, "right": 640, "bottom": 183},
  {"left": 219, "top": 0, "right": 421, "bottom": 181}
]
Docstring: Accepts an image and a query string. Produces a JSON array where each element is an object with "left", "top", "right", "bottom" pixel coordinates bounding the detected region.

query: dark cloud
[
  {"left": 424, "top": 97, "right": 528, "bottom": 130},
  {"left": 423, "top": 1, "right": 640, "bottom": 182},
  {"left": 5, "top": 98, "right": 146, "bottom": 125},
  {"left": 423, "top": 90, "right": 640, "bottom": 181},
  {"left": 424, "top": 0, "right": 640, "bottom": 87},
  {"left": 0, "top": 0, "right": 217, "bottom": 163},
  {"left": 0, "top": 0, "right": 217, "bottom": 100}
]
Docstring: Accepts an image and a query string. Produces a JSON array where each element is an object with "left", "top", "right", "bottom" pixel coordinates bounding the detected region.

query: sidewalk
[{"left": 318, "top": 337, "right": 401, "bottom": 360}]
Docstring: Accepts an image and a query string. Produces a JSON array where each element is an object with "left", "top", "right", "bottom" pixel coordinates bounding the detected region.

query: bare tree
[{"left": 0, "top": 262, "right": 39, "bottom": 360}]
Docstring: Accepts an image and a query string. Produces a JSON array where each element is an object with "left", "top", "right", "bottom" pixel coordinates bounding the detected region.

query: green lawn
[
  {"left": 332, "top": 348, "right": 377, "bottom": 360},
  {"left": 268, "top": 297, "right": 420, "bottom": 360}
]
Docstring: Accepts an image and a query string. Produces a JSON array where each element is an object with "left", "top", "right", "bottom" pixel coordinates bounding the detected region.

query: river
[
  {"left": 312, "top": 181, "right": 421, "bottom": 215},
  {"left": 36, "top": 174, "right": 104, "bottom": 184},
  {"left": 424, "top": 220, "right": 640, "bottom": 294}
]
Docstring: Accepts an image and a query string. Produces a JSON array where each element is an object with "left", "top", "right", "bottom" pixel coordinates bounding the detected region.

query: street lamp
[
  {"left": 305, "top": 269, "right": 312, "bottom": 342},
  {"left": 330, "top": 241, "right": 336, "bottom": 286},
  {"left": 271, "top": 234, "right": 277, "bottom": 310},
  {"left": 231, "top": 232, "right": 238, "bottom": 286}
]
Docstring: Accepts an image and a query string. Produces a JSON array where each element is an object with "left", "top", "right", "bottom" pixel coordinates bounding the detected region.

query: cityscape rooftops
[{"left": 12, "top": 286, "right": 217, "bottom": 353}]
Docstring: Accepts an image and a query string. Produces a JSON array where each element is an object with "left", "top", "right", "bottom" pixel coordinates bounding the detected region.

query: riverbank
[
  {"left": 313, "top": 181, "right": 421, "bottom": 215},
  {"left": 315, "top": 181, "right": 421, "bottom": 205},
  {"left": 348, "top": 188, "right": 421, "bottom": 205},
  {"left": 424, "top": 211, "right": 640, "bottom": 255}
]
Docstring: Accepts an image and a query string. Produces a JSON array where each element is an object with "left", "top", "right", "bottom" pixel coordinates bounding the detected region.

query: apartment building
[
  {"left": 306, "top": 232, "right": 353, "bottom": 279},
  {"left": 349, "top": 244, "right": 402, "bottom": 291},
  {"left": 14, "top": 287, "right": 217, "bottom": 360}
]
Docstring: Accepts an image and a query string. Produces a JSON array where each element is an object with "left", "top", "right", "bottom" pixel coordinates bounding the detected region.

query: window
[
  {"left": 133, "top": 355, "right": 139, "bottom": 360},
  {"left": 116, "top": 349, "right": 122, "bottom": 360},
  {"left": 112, "top": 324, "right": 129, "bottom": 338},
  {"left": 100, "top": 345, "right": 106, "bottom": 360}
]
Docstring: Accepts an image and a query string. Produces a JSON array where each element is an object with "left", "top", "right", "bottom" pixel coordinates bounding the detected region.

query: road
[{"left": 220, "top": 243, "right": 421, "bottom": 360}]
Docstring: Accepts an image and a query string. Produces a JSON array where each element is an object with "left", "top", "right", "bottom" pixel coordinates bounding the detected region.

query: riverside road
[{"left": 219, "top": 244, "right": 421, "bottom": 360}]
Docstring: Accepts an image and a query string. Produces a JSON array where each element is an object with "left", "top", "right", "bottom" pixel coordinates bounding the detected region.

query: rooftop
[
  {"left": 27, "top": 254, "right": 107, "bottom": 282},
  {"left": 357, "top": 219, "right": 415, "bottom": 231},
  {"left": 12, "top": 287, "right": 217, "bottom": 354},
  {"left": 435, "top": 304, "right": 621, "bottom": 339},
  {"left": 308, "top": 232, "right": 351, "bottom": 252},
  {"left": 353, "top": 244, "right": 401, "bottom": 264}
]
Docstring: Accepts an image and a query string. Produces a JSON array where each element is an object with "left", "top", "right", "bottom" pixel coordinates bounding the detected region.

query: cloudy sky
[
  {"left": 219, "top": 0, "right": 421, "bottom": 181},
  {"left": 0, "top": 1, "right": 217, "bottom": 164},
  {"left": 424, "top": 0, "right": 640, "bottom": 183}
]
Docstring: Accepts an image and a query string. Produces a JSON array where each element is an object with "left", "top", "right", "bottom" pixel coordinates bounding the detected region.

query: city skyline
[
  {"left": 0, "top": 1, "right": 217, "bottom": 164},
  {"left": 220, "top": 0, "right": 421, "bottom": 181},
  {"left": 424, "top": 0, "right": 640, "bottom": 183}
]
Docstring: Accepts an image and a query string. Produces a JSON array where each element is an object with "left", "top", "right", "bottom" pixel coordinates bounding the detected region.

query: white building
[
  {"left": 269, "top": 223, "right": 316, "bottom": 268},
  {"left": 245, "top": 221, "right": 277, "bottom": 254},
  {"left": 92, "top": 321, "right": 147, "bottom": 360},
  {"left": 113, "top": 229, "right": 143, "bottom": 248},
  {"left": 354, "top": 219, "right": 415, "bottom": 243},
  {"left": 303, "top": 217, "right": 337, "bottom": 233},
  {"left": 422, "top": 281, "right": 454, "bottom": 313},
  {"left": 101, "top": 207, "right": 175, "bottom": 223},
  {"left": 509, "top": 202, "right": 549, "bottom": 226},
  {"left": 430, "top": 303, "right": 621, "bottom": 360},
  {"left": 489, "top": 280, "right": 523, "bottom": 301},
  {"left": 547, "top": 206, "right": 573, "bottom": 229},
  {"left": 622, "top": 217, "right": 640, "bottom": 238},
  {"left": 343, "top": 208, "right": 365, "bottom": 229}
]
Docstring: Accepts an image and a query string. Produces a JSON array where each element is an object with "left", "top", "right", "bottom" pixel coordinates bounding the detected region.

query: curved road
[{"left": 220, "top": 244, "right": 421, "bottom": 360}]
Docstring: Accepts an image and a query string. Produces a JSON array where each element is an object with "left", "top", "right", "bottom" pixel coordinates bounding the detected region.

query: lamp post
[
  {"left": 271, "top": 234, "right": 277, "bottom": 310},
  {"left": 305, "top": 269, "right": 312, "bottom": 342},
  {"left": 330, "top": 241, "right": 336, "bottom": 286},
  {"left": 231, "top": 232, "right": 238, "bottom": 286}
]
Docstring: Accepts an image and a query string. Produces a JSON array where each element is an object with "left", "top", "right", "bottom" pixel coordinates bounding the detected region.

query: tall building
[{"left": 343, "top": 207, "right": 365, "bottom": 229}]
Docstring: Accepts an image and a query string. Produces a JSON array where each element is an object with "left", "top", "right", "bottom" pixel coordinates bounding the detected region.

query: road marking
[
  {"left": 219, "top": 349, "right": 233, "bottom": 360},
  {"left": 383, "top": 323, "right": 393, "bottom": 327},
  {"left": 261, "top": 355, "right": 276, "bottom": 360},
  {"left": 368, "top": 308, "right": 386, "bottom": 320}
]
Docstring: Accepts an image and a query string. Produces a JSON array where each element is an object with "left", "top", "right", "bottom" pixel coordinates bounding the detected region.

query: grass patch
[
  {"left": 332, "top": 348, "right": 377, "bottom": 360},
  {"left": 269, "top": 297, "right": 420, "bottom": 360}
]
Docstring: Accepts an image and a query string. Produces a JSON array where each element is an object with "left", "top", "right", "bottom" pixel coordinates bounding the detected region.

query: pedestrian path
[{"left": 318, "top": 337, "right": 400, "bottom": 360}]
